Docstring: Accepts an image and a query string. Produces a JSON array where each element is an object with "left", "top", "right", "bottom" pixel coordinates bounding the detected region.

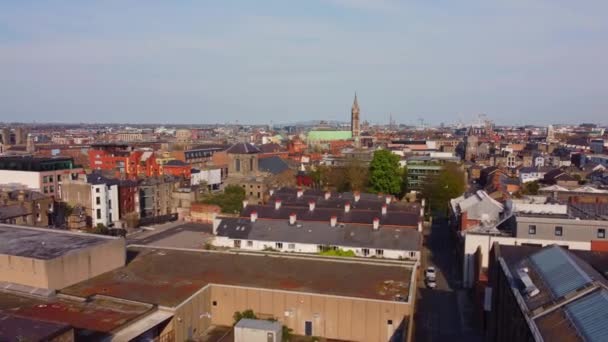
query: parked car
[{"left": 425, "top": 266, "right": 436, "bottom": 281}]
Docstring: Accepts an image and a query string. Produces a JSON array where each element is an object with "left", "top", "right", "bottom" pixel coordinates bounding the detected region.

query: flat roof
[
  {"left": 0, "top": 292, "right": 152, "bottom": 337},
  {"left": 0, "top": 225, "right": 115, "bottom": 260},
  {"left": 61, "top": 247, "right": 413, "bottom": 307},
  {"left": 0, "top": 312, "right": 71, "bottom": 341}
]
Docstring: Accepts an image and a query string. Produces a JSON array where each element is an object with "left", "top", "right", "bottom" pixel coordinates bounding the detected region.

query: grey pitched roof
[
  {"left": 226, "top": 143, "right": 261, "bottom": 154},
  {"left": 216, "top": 217, "right": 421, "bottom": 251},
  {"left": 259, "top": 156, "right": 289, "bottom": 175}
]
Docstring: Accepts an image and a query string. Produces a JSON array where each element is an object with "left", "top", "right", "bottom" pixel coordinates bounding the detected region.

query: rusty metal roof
[{"left": 61, "top": 247, "right": 413, "bottom": 307}]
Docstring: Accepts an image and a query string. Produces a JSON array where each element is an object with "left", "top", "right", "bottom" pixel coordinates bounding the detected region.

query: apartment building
[
  {"left": 0, "top": 156, "right": 84, "bottom": 199},
  {"left": 61, "top": 174, "right": 119, "bottom": 228}
]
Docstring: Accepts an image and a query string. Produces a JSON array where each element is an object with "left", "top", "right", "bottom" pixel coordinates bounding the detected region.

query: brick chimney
[
  {"left": 250, "top": 211, "right": 258, "bottom": 223},
  {"left": 373, "top": 217, "right": 380, "bottom": 230},
  {"left": 344, "top": 202, "right": 351, "bottom": 213},
  {"left": 309, "top": 200, "right": 315, "bottom": 211},
  {"left": 289, "top": 213, "right": 297, "bottom": 225},
  {"left": 330, "top": 215, "right": 337, "bottom": 227},
  {"left": 275, "top": 199, "right": 282, "bottom": 210}
]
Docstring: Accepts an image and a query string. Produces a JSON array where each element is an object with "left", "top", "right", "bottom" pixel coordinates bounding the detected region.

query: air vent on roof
[{"left": 517, "top": 268, "right": 540, "bottom": 298}]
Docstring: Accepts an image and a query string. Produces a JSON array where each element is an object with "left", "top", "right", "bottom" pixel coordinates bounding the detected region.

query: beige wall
[
  {"left": 170, "top": 284, "right": 411, "bottom": 342},
  {"left": 0, "top": 237, "right": 125, "bottom": 290}
]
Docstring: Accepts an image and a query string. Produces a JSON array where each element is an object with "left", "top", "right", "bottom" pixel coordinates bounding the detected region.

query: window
[
  {"left": 598, "top": 229, "right": 606, "bottom": 239},
  {"left": 96, "top": 188, "right": 100, "bottom": 193},
  {"left": 96, "top": 197, "right": 101, "bottom": 205},
  {"left": 49, "top": 186, "right": 54, "bottom": 193},
  {"left": 288, "top": 243, "right": 295, "bottom": 250},
  {"left": 212, "top": 301, "right": 217, "bottom": 306},
  {"left": 43, "top": 186, "right": 48, "bottom": 194},
  {"left": 57, "top": 175, "right": 62, "bottom": 182},
  {"left": 236, "top": 159, "right": 241, "bottom": 172},
  {"left": 376, "top": 249, "right": 384, "bottom": 256},
  {"left": 43, "top": 176, "right": 48, "bottom": 183},
  {"left": 555, "top": 226, "right": 563, "bottom": 236},
  {"left": 250, "top": 158, "right": 254, "bottom": 171},
  {"left": 387, "top": 320, "right": 393, "bottom": 325},
  {"left": 247, "top": 240, "right": 253, "bottom": 247},
  {"left": 48, "top": 176, "right": 53, "bottom": 183},
  {"left": 362, "top": 248, "right": 370, "bottom": 256},
  {"left": 233, "top": 240, "right": 241, "bottom": 248},
  {"left": 528, "top": 225, "right": 536, "bottom": 235},
  {"left": 96, "top": 209, "right": 101, "bottom": 219},
  {"left": 276, "top": 242, "right": 283, "bottom": 249}
]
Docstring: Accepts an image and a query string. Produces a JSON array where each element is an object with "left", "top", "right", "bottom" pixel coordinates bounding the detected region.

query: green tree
[
  {"left": 422, "top": 162, "right": 466, "bottom": 213},
  {"left": 344, "top": 157, "right": 369, "bottom": 192},
  {"left": 521, "top": 181, "right": 540, "bottom": 195},
  {"left": 233, "top": 309, "right": 257, "bottom": 325},
  {"left": 401, "top": 167, "right": 409, "bottom": 197},
  {"left": 369, "top": 149, "right": 402, "bottom": 195},
  {"left": 200, "top": 185, "right": 246, "bottom": 214}
]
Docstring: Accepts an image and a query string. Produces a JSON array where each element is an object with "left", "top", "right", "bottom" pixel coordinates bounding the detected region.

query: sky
[{"left": 0, "top": 0, "right": 607, "bottom": 126}]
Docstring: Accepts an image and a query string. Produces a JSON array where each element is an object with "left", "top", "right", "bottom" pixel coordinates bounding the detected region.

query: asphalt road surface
[{"left": 414, "top": 217, "right": 483, "bottom": 342}]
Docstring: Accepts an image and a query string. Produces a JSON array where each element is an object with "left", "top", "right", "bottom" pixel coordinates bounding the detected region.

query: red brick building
[{"left": 89, "top": 143, "right": 160, "bottom": 178}]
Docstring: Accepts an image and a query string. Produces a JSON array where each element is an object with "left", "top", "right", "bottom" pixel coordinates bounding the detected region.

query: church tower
[{"left": 351, "top": 93, "right": 360, "bottom": 144}]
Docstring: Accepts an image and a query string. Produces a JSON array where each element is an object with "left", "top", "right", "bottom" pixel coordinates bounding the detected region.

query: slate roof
[
  {"left": 258, "top": 156, "right": 289, "bottom": 175},
  {"left": 164, "top": 159, "right": 188, "bottom": 166},
  {"left": 216, "top": 217, "right": 421, "bottom": 251},
  {"left": 226, "top": 143, "right": 261, "bottom": 154},
  {"left": 0, "top": 205, "right": 30, "bottom": 220},
  {"left": 241, "top": 205, "right": 420, "bottom": 228}
]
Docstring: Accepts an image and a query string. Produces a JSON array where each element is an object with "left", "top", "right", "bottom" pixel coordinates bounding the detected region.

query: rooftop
[
  {"left": 498, "top": 245, "right": 608, "bottom": 342},
  {"left": 241, "top": 205, "right": 420, "bottom": 228},
  {"left": 0, "top": 312, "right": 72, "bottom": 341},
  {"left": 226, "top": 142, "right": 261, "bottom": 154},
  {"left": 216, "top": 217, "right": 421, "bottom": 252},
  {"left": 0, "top": 224, "right": 115, "bottom": 260},
  {"left": 0, "top": 292, "right": 153, "bottom": 338},
  {"left": 61, "top": 247, "right": 413, "bottom": 307}
]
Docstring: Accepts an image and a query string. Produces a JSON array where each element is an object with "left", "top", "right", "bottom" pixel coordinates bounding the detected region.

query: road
[{"left": 414, "top": 217, "right": 483, "bottom": 342}]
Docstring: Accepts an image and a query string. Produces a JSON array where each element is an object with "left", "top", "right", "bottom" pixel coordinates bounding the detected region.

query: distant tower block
[
  {"left": 351, "top": 93, "right": 361, "bottom": 146},
  {"left": 547, "top": 125, "right": 556, "bottom": 142}
]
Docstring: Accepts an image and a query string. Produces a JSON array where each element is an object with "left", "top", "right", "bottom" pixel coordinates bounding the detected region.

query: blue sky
[{"left": 0, "top": 0, "right": 607, "bottom": 125}]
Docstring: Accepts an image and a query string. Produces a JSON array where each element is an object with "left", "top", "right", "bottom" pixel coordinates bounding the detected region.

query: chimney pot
[
  {"left": 250, "top": 211, "right": 258, "bottom": 223},
  {"left": 242, "top": 200, "right": 248, "bottom": 208},
  {"left": 289, "top": 213, "right": 297, "bottom": 225},
  {"left": 381, "top": 204, "right": 387, "bottom": 215},
  {"left": 373, "top": 217, "right": 380, "bottom": 230},
  {"left": 330, "top": 216, "right": 337, "bottom": 227},
  {"left": 297, "top": 189, "right": 304, "bottom": 198},
  {"left": 275, "top": 200, "right": 282, "bottom": 210},
  {"left": 385, "top": 196, "right": 391, "bottom": 205},
  {"left": 344, "top": 202, "right": 351, "bottom": 213},
  {"left": 325, "top": 191, "right": 331, "bottom": 200},
  {"left": 309, "top": 200, "right": 315, "bottom": 211},
  {"left": 269, "top": 189, "right": 275, "bottom": 196},
  {"left": 354, "top": 191, "right": 361, "bottom": 202}
]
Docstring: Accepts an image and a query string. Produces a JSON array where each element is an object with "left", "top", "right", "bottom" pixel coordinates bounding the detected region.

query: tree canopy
[
  {"left": 369, "top": 149, "right": 402, "bottom": 195},
  {"left": 200, "top": 185, "right": 246, "bottom": 214},
  {"left": 422, "top": 162, "right": 466, "bottom": 213}
]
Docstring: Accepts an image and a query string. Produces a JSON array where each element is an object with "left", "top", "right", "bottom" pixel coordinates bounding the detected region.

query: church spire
[{"left": 352, "top": 92, "right": 359, "bottom": 110}]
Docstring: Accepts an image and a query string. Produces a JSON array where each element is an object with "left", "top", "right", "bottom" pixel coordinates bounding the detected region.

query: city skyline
[{"left": 1, "top": 0, "right": 607, "bottom": 125}]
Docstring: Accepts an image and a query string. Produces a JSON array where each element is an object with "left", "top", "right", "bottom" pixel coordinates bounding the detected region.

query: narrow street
[{"left": 414, "top": 217, "right": 483, "bottom": 342}]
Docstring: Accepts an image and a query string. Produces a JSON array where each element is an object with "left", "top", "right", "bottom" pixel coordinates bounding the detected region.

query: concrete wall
[
  {"left": 0, "top": 236, "right": 125, "bottom": 290},
  {"left": 515, "top": 216, "right": 608, "bottom": 242},
  {"left": 169, "top": 284, "right": 411, "bottom": 342},
  {"left": 462, "top": 233, "right": 591, "bottom": 288}
]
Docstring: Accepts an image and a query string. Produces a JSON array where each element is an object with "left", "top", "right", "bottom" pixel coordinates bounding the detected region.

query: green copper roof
[{"left": 307, "top": 130, "right": 352, "bottom": 141}]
